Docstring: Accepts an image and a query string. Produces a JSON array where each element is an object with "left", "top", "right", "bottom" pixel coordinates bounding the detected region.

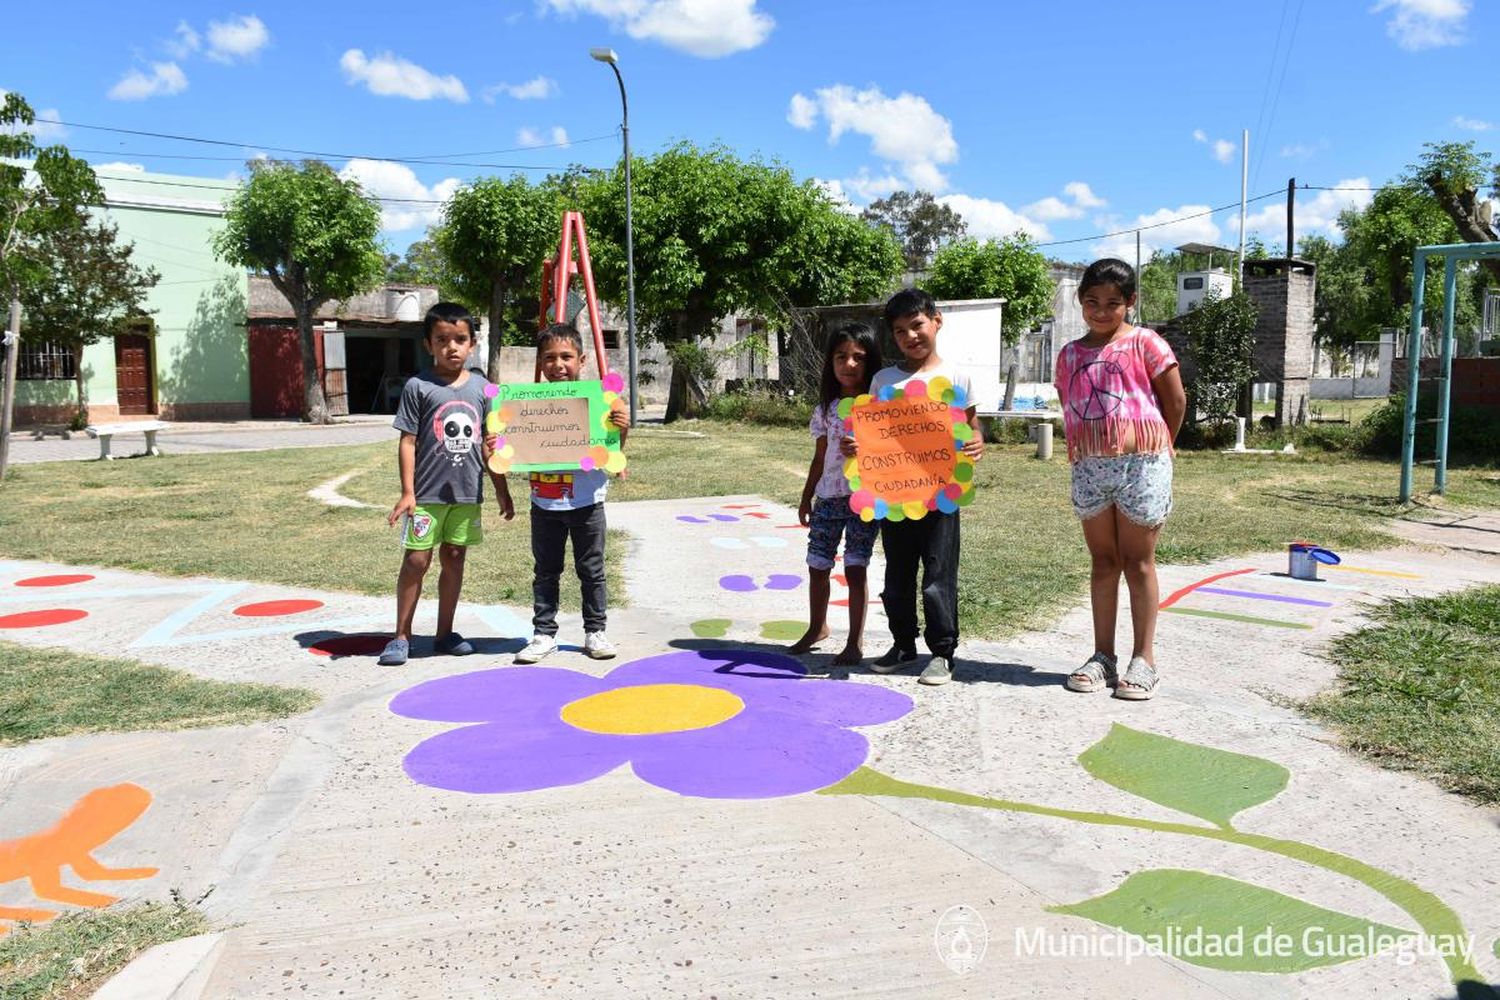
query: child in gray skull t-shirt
[{"left": 379, "top": 303, "right": 513, "bottom": 666}]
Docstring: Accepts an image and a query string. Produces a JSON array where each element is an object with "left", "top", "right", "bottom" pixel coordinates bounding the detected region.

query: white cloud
[
  {"left": 1063, "top": 181, "right": 1105, "bottom": 209},
  {"left": 338, "top": 159, "right": 460, "bottom": 232},
  {"left": 786, "top": 92, "right": 816, "bottom": 130},
  {"left": 205, "top": 14, "right": 270, "bottom": 63},
  {"left": 841, "top": 169, "right": 904, "bottom": 203},
  {"left": 483, "top": 76, "right": 558, "bottom": 102},
  {"left": 340, "top": 49, "right": 468, "bottom": 102},
  {"left": 1091, "top": 205, "right": 1223, "bottom": 262},
  {"left": 939, "top": 194, "right": 1050, "bottom": 242},
  {"left": 108, "top": 62, "right": 188, "bottom": 101},
  {"left": 1192, "top": 128, "right": 1238, "bottom": 164},
  {"left": 788, "top": 84, "right": 958, "bottom": 192},
  {"left": 545, "top": 0, "right": 772, "bottom": 57},
  {"left": 1279, "top": 139, "right": 1330, "bottom": 158},
  {"left": 93, "top": 161, "right": 147, "bottom": 173},
  {"left": 0, "top": 94, "right": 67, "bottom": 142},
  {"left": 1453, "top": 115, "right": 1493, "bottom": 131},
  {"left": 1372, "top": 0, "right": 1470, "bottom": 50},
  {"left": 516, "top": 126, "right": 570, "bottom": 148},
  {"left": 1242, "top": 177, "right": 1374, "bottom": 247},
  {"left": 167, "top": 21, "right": 200, "bottom": 58}
]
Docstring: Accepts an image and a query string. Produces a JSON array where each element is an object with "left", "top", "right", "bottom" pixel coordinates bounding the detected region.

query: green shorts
[{"left": 404, "top": 503, "right": 483, "bottom": 551}]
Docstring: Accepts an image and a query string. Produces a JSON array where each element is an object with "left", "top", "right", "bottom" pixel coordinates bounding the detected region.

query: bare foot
[
  {"left": 787, "top": 625, "right": 830, "bottom": 654},
  {"left": 832, "top": 643, "right": 863, "bottom": 666}
]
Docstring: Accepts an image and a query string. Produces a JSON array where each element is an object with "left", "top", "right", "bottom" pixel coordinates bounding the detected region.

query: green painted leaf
[
  {"left": 1049, "top": 869, "right": 1412, "bottom": 974},
  {"left": 1078, "top": 724, "right": 1288, "bottom": 828}
]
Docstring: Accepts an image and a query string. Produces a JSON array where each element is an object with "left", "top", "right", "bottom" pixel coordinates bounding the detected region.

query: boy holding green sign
[{"left": 500, "top": 325, "right": 630, "bottom": 663}]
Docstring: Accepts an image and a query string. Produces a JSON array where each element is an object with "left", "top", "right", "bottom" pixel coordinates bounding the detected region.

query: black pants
[
  {"left": 531, "top": 503, "right": 608, "bottom": 636},
  {"left": 879, "top": 511, "right": 960, "bottom": 658}
]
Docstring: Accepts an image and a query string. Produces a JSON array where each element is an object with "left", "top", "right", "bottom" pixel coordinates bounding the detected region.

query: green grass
[
  {"left": 2, "top": 424, "right": 1498, "bottom": 640},
  {"left": 0, "top": 901, "right": 209, "bottom": 1000},
  {"left": 0, "top": 641, "right": 318, "bottom": 744},
  {"left": 1302, "top": 585, "right": 1500, "bottom": 804}
]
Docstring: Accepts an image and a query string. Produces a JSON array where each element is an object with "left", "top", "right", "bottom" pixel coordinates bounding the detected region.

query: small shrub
[
  {"left": 1359, "top": 394, "right": 1500, "bottom": 462},
  {"left": 704, "top": 389, "right": 813, "bottom": 428}
]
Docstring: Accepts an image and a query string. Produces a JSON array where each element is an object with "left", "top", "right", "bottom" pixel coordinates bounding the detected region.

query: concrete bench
[
  {"left": 85, "top": 420, "right": 170, "bottom": 460},
  {"left": 978, "top": 410, "right": 1061, "bottom": 459}
]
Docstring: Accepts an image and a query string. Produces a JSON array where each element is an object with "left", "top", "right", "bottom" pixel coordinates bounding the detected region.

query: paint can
[{"left": 1289, "top": 542, "right": 1340, "bottom": 581}]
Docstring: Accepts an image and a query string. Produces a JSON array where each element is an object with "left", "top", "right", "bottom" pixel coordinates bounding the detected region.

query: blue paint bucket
[{"left": 1289, "top": 542, "right": 1341, "bottom": 581}]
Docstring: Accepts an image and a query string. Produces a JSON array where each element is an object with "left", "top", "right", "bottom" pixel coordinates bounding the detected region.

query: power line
[
  {"left": 33, "top": 117, "right": 610, "bottom": 170},
  {"left": 1252, "top": 0, "right": 1305, "bottom": 191},
  {"left": 1034, "top": 189, "right": 1283, "bottom": 249}
]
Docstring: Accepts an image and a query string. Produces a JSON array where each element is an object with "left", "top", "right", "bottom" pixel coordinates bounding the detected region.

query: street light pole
[{"left": 591, "top": 47, "right": 638, "bottom": 426}]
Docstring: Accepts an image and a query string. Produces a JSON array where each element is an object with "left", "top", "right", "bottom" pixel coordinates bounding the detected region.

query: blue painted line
[
  {"left": 1197, "top": 586, "right": 1334, "bottom": 608},
  {"left": 129, "top": 583, "right": 248, "bottom": 648},
  {"left": 138, "top": 615, "right": 390, "bottom": 649},
  {"left": 475, "top": 604, "right": 530, "bottom": 638}
]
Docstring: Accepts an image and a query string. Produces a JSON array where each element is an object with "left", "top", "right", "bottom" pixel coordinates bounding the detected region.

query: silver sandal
[
  {"left": 1066, "top": 652, "right": 1118, "bottom": 693},
  {"left": 1114, "top": 656, "right": 1160, "bottom": 701}
]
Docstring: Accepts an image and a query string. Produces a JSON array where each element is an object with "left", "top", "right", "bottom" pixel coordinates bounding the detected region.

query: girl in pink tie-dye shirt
[{"left": 1053, "top": 259, "right": 1186, "bottom": 702}]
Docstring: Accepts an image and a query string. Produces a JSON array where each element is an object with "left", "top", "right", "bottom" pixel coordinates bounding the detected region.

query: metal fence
[{"left": 16, "top": 340, "right": 75, "bottom": 380}]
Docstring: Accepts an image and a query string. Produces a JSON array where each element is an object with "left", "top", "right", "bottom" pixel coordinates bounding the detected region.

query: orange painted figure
[{"left": 0, "top": 783, "right": 158, "bottom": 935}]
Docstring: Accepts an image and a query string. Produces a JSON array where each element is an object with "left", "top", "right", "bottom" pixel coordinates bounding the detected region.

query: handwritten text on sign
[
  {"left": 504, "top": 396, "right": 593, "bottom": 467},
  {"left": 850, "top": 397, "right": 956, "bottom": 505}
]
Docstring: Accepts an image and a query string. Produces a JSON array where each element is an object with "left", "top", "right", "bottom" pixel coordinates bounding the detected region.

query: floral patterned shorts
[
  {"left": 1070, "top": 453, "right": 1174, "bottom": 527},
  {"left": 807, "top": 496, "right": 879, "bottom": 571}
]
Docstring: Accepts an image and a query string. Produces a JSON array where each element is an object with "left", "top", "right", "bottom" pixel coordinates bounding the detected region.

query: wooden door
[
  {"left": 114, "top": 334, "right": 155, "bottom": 416},
  {"left": 248, "top": 326, "right": 303, "bottom": 418}
]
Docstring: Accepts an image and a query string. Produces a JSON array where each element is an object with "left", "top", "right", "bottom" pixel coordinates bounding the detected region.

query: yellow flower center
[{"left": 560, "top": 683, "right": 744, "bottom": 736}]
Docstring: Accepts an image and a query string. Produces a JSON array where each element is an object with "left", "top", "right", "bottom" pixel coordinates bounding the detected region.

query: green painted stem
[{"left": 821, "top": 766, "right": 1489, "bottom": 993}]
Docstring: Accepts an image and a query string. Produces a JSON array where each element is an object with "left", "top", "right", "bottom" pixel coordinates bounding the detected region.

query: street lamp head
[{"left": 590, "top": 47, "right": 618, "bottom": 64}]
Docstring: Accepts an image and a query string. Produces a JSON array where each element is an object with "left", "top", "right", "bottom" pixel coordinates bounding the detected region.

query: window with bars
[{"left": 16, "top": 341, "right": 76, "bottom": 380}]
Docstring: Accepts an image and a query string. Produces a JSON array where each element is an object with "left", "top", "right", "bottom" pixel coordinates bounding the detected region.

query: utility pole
[
  {"left": 1237, "top": 128, "right": 1249, "bottom": 285},
  {"left": 0, "top": 297, "right": 20, "bottom": 481},
  {"left": 1134, "top": 230, "right": 1142, "bottom": 323},
  {"left": 1286, "top": 177, "right": 1296, "bottom": 259}
]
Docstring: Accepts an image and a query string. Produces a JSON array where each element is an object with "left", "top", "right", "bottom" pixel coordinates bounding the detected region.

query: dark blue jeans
[{"left": 530, "top": 502, "right": 607, "bottom": 636}]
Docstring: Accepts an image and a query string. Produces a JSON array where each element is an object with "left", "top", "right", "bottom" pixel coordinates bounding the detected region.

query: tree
[
  {"left": 579, "top": 142, "right": 902, "bottom": 420},
  {"left": 925, "top": 237, "right": 1054, "bottom": 342},
  {"left": 19, "top": 210, "right": 159, "bottom": 424},
  {"left": 1415, "top": 140, "right": 1500, "bottom": 285},
  {"left": 385, "top": 235, "right": 457, "bottom": 295},
  {"left": 1, "top": 90, "right": 101, "bottom": 479},
  {"left": 434, "top": 176, "right": 561, "bottom": 381},
  {"left": 1180, "top": 289, "right": 1257, "bottom": 422},
  {"left": 860, "top": 190, "right": 966, "bottom": 271},
  {"left": 213, "top": 160, "right": 384, "bottom": 423}
]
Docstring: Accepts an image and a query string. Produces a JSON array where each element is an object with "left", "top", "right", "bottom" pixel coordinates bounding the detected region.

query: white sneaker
[
  {"left": 514, "top": 633, "right": 559, "bottom": 664},
  {"left": 584, "top": 631, "right": 617, "bottom": 660}
]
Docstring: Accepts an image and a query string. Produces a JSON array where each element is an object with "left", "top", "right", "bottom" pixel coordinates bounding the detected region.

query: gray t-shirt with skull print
[{"left": 393, "top": 368, "right": 490, "bottom": 505}]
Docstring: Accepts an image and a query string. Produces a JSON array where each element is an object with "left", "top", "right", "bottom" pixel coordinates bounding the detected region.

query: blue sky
[{"left": 5, "top": 0, "right": 1495, "bottom": 261}]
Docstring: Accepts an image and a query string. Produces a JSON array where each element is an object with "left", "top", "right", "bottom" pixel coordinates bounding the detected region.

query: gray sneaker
[
  {"left": 583, "top": 631, "right": 617, "bottom": 660},
  {"left": 514, "top": 633, "right": 559, "bottom": 664},
  {"left": 918, "top": 656, "right": 953, "bottom": 686},
  {"left": 376, "top": 638, "right": 409, "bottom": 666}
]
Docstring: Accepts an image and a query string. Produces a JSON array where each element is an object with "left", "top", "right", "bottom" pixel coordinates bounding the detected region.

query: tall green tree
[
  {"left": 1, "top": 90, "right": 101, "bottom": 478},
  {"left": 925, "top": 236, "right": 1054, "bottom": 342},
  {"left": 859, "top": 190, "right": 966, "bottom": 271},
  {"left": 213, "top": 160, "right": 384, "bottom": 423},
  {"left": 1415, "top": 140, "right": 1499, "bottom": 284},
  {"left": 580, "top": 142, "right": 901, "bottom": 419},
  {"left": 434, "top": 176, "right": 560, "bottom": 381},
  {"left": 19, "top": 210, "right": 160, "bottom": 424}
]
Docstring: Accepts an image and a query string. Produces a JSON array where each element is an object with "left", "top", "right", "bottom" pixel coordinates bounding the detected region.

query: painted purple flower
[{"left": 389, "top": 649, "right": 912, "bottom": 799}]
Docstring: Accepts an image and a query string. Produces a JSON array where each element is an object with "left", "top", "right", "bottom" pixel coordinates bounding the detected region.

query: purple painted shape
[
  {"left": 764, "top": 574, "right": 802, "bottom": 591},
  {"left": 676, "top": 515, "right": 709, "bottom": 524},
  {"left": 389, "top": 648, "right": 913, "bottom": 799},
  {"left": 708, "top": 513, "right": 739, "bottom": 522},
  {"left": 719, "top": 575, "right": 756, "bottom": 592},
  {"left": 1197, "top": 586, "right": 1333, "bottom": 608}
]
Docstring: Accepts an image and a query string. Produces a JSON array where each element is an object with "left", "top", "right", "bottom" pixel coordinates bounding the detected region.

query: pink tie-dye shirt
[{"left": 1053, "top": 327, "right": 1179, "bottom": 462}]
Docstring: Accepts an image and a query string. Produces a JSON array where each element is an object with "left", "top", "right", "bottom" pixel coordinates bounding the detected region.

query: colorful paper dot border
[
  {"left": 484, "top": 377, "right": 627, "bottom": 476},
  {"left": 842, "top": 377, "right": 975, "bottom": 521}
]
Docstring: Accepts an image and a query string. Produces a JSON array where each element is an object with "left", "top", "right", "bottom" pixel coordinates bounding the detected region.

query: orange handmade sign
[{"left": 841, "top": 375, "right": 975, "bottom": 521}]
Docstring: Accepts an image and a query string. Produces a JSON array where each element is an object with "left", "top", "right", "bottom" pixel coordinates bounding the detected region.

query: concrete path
[
  {"left": 1, "top": 495, "right": 1498, "bottom": 999},
  {"left": 4, "top": 417, "right": 400, "bottom": 464}
]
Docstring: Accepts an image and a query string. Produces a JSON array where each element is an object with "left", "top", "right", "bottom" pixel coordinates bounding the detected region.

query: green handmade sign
[{"left": 483, "top": 376, "right": 627, "bottom": 475}]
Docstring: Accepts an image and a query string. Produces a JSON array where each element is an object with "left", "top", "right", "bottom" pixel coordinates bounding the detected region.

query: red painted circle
[
  {"left": 307, "top": 634, "right": 391, "bottom": 657},
  {"left": 14, "top": 574, "right": 95, "bottom": 588},
  {"left": 234, "top": 599, "right": 325, "bottom": 618},
  {"left": 0, "top": 608, "right": 89, "bottom": 628}
]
